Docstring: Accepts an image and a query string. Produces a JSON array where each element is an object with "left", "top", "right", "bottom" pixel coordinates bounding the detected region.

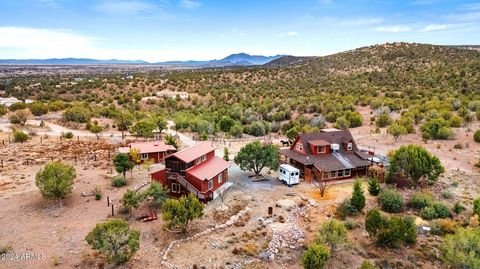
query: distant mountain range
[{"left": 0, "top": 53, "right": 286, "bottom": 67}]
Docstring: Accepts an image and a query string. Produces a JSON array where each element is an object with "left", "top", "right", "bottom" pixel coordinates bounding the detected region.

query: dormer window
[
  {"left": 317, "top": 146, "right": 326, "bottom": 154},
  {"left": 347, "top": 143, "right": 353, "bottom": 151},
  {"left": 296, "top": 143, "right": 303, "bottom": 151}
]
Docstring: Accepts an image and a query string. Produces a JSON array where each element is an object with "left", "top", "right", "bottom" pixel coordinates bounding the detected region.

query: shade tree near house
[
  {"left": 234, "top": 141, "right": 280, "bottom": 176},
  {"left": 162, "top": 193, "right": 204, "bottom": 233},
  {"left": 35, "top": 161, "right": 76, "bottom": 207},
  {"left": 85, "top": 219, "right": 140, "bottom": 265},
  {"left": 386, "top": 145, "right": 444, "bottom": 188},
  {"left": 113, "top": 153, "right": 134, "bottom": 179}
]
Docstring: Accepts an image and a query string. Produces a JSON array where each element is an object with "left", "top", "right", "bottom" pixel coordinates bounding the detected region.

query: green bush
[
  {"left": 433, "top": 203, "right": 451, "bottom": 218},
  {"left": 112, "top": 177, "right": 127, "bottom": 187},
  {"left": 452, "top": 202, "right": 465, "bottom": 214},
  {"left": 408, "top": 191, "right": 433, "bottom": 209},
  {"left": 0, "top": 105, "right": 7, "bottom": 116},
  {"left": 63, "top": 106, "right": 91, "bottom": 123},
  {"left": 315, "top": 220, "right": 347, "bottom": 251},
  {"left": 420, "top": 203, "right": 451, "bottom": 220},
  {"left": 421, "top": 118, "right": 454, "bottom": 140},
  {"left": 368, "top": 178, "right": 381, "bottom": 196},
  {"left": 474, "top": 130, "right": 480, "bottom": 143},
  {"left": 302, "top": 243, "right": 330, "bottom": 269},
  {"left": 336, "top": 198, "right": 359, "bottom": 219},
  {"left": 442, "top": 228, "right": 480, "bottom": 268},
  {"left": 13, "top": 130, "right": 29, "bottom": 143},
  {"left": 365, "top": 209, "right": 387, "bottom": 237},
  {"left": 376, "top": 113, "right": 392, "bottom": 127},
  {"left": 358, "top": 260, "right": 379, "bottom": 269},
  {"left": 420, "top": 206, "right": 438, "bottom": 220},
  {"left": 442, "top": 191, "right": 453, "bottom": 199},
  {"left": 29, "top": 102, "right": 49, "bottom": 116},
  {"left": 61, "top": 131, "right": 74, "bottom": 139},
  {"left": 474, "top": 198, "right": 480, "bottom": 217},
  {"left": 379, "top": 189, "right": 404, "bottom": 213},
  {"left": 376, "top": 216, "right": 416, "bottom": 248}
]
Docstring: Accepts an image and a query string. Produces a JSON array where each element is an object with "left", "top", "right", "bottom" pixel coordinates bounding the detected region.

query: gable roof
[
  {"left": 293, "top": 130, "right": 357, "bottom": 155},
  {"left": 170, "top": 142, "right": 216, "bottom": 163},
  {"left": 119, "top": 141, "right": 176, "bottom": 154},
  {"left": 281, "top": 148, "right": 370, "bottom": 172},
  {"left": 186, "top": 156, "right": 229, "bottom": 180}
]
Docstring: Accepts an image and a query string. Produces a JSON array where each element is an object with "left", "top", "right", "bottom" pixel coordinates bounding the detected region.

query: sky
[{"left": 0, "top": 0, "right": 479, "bottom": 62}]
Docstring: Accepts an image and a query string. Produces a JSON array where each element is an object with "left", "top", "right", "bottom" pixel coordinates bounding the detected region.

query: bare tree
[{"left": 314, "top": 170, "right": 332, "bottom": 197}]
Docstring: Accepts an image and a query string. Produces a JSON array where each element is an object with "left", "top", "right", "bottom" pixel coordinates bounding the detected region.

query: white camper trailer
[{"left": 278, "top": 164, "right": 300, "bottom": 186}]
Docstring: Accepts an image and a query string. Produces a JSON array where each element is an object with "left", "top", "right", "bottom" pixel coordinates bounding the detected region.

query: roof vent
[
  {"left": 153, "top": 142, "right": 159, "bottom": 146},
  {"left": 331, "top": 143, "right": 340, "bottom": 151}
]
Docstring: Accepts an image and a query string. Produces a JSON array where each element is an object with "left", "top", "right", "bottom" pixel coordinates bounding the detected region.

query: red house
[
  {"left": 281, "top": 129, "right": 371, "bottom": 182},
  {"left": 150, "top": 142, "right": 230, "bottom": 202},
  {"left": 118, "top": 141, "right": 177, "bottom": 163}
]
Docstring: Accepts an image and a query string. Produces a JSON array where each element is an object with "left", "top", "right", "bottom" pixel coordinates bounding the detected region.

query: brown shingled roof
[
  {"left": 294, "top": 130, "right": 357, "bottom": 155},
  {"left": 283, "top": 130, "right": 370, "bottom": 172}
]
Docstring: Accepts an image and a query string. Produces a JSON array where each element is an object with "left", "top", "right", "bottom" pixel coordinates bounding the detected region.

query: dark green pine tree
[{"left": 351, "top": 179, "right": 366, "bottom": 211}]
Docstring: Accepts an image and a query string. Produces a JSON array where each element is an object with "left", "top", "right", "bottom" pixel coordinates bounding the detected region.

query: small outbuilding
[{"left": 278, "top": 164, "right": 300, "bottom": 186}]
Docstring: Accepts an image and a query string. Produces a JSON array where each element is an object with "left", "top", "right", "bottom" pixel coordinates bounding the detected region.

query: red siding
[
  {"left": 311, "top": 145, "right": 331, "bottom": 155},
  {"left": 151, "top": 169, "right": 167, "bottom": 182},
  {"left": 292, "top": 139, "right": 306, "bottom": 155},
  {"left": 188, "top": 169, "right": 228, "bottom": 193}
]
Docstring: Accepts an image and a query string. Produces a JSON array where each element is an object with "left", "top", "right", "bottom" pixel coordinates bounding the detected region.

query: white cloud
[
  {"left": 376, "top": 25, "right": 411, "bottom": 33},
  {"left": 179, "top": 0, "right": 201, "bottom": 9},
  {"left": 0, "top": 26, "right": 238, "bottom": 62},
  {"left": 339, "top": 17, "right": 383, "bottom": 26},
  {"left": 276, "top": 31, "right": 299, "bottom": 37},
  {"left": 419, "top": 24, "right": 447, "bottom": 32},
  {"left": 0, "top": 26, "right": 98, "bottom": 50},
  {"left": 94, "top": 0, "right": 155, "bottom": 16}
]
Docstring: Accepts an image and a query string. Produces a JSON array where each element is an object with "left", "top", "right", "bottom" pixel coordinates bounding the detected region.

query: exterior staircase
[{"left": 166, "top": 171, "right": 206, "bottom": 200}]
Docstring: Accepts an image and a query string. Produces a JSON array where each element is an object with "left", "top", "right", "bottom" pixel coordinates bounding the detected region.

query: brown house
[
  {"left": 150, "top": 142, "right": 230, "bottom": 203},
  {"left": 281, "top": 129, "right": 371, "bottom": 182},
  {"left": 119, "top": 141, "right": 177, "bottom": 164}
]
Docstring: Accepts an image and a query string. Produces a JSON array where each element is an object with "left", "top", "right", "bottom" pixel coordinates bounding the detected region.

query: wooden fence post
[
  {"left": 111, "top": 204, "right": 114, "bottom": 216},
  {"left": 107, "top": 196, "right": 110, "bottom": 207}
]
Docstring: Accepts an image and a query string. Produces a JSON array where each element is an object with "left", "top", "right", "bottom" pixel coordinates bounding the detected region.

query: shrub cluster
[{"left": 379, "top": 189, "right": 404, "bottom": 213}]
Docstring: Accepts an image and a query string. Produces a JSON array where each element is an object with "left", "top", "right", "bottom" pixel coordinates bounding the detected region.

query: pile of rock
[
  {"left": 161, "top": 206, "right": 251, "bottom": 269},
  {"left": 265, "top": 222, "right": 305, "bottom": 259}
]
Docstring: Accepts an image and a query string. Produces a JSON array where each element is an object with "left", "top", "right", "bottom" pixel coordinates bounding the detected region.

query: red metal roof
[
  {"left": 171, "top": 142, "right": 216, "bottom": 163},
  {"left": 119, "top": 141, "right": 176, "bottom": 154},
  {"left": 186, "top": 156, "right": 229, "bottom": 180}
]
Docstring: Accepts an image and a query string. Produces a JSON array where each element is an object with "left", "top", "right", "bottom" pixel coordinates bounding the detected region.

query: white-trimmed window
[
  {"left": 296, "top": 143, "right": 303, "bottom": 151},
  {"left": 208, "top": 180, "right": 213, "bottom": 190},
  {"left": 330, "top": 171, "right": 337, "bottom": 178},
  {"left": 338, "top": 170, "right": 344, "bottom": 177},
  {"left": 141, "top": 153, "right": 148, "bottom": 160},
  {"left": 171, "top": 183, "right": 180, "bottom": 193},
  {"left": 218, "top": 173, "right": 223, "bottom": 184},
  {"left": 344, "top": 169, "right": 351, "bottom": 177},
  {"left": 347, "top": 143, "right": 353, "bottom": 151},
  {"left": 196, "top": 154, "right": 207, "bottom": 164}
]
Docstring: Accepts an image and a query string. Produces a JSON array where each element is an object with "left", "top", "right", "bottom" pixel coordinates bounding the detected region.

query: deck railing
[{"left": 166, "top": 171, "right": 206, "bottom": 200}]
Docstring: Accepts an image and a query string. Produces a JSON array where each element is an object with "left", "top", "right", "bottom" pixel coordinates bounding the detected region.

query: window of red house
[
  {"left": 317, "top": 146, "right": 326, "bottom": 153},
  {"left": 171, "top": 183, "right": 180, "bottom": 193},
  {"left": 296, "top": 143, "right": 303, "bottom": 151},
  {"left": 218, "top": 172, "right": 223, "bottom": 184}
]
